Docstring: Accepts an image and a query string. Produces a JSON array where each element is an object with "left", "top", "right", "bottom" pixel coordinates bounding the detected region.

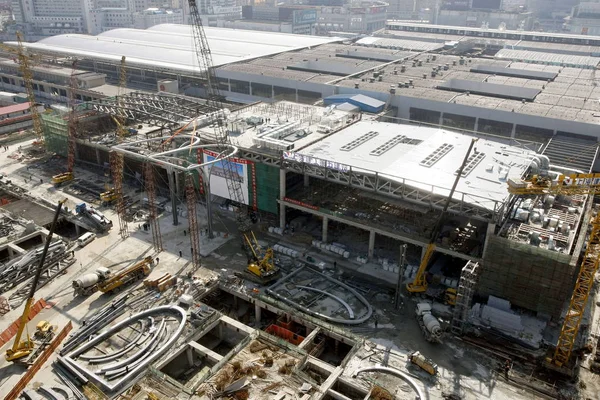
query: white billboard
[{"left": 202, "top": 149, "right": 250, "bottom": 205}]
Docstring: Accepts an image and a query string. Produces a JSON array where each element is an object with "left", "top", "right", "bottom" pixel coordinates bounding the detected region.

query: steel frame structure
[
  {"left": 144, "top": 163, "right": 163, "bottom": 252},
  {"left": 281, "top": 157, "right": 503, "bottom": 223},
  {"left": 86, "top": 92, "right": 222, "bottom": 129}
]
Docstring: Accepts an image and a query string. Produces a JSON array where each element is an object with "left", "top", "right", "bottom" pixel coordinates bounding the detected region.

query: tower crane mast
[
  {"left": 15, "top": 32, "right": 43, "bottom": 144},
  {"left": 508, "top": 172, "right": 600, "bottom": 372},
  {"left": 186, "top": 0, "right": 249, "bottom": 233}
]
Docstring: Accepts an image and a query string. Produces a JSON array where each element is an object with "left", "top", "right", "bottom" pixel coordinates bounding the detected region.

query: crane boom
[
  {"left": 507, "top": 171, "right": 600, "bottom": 370},
  {"left": 6, "top": 199, "right": 65, "bottom": 361},
  {"left": 407, "top": 138, "right": 478, "bottom": 293},
  {"left": 187, "top": 0, "right": 250, "bottom": 233},
  {"left": 16, "top": 32, "right": 43, "bottom": 143}
]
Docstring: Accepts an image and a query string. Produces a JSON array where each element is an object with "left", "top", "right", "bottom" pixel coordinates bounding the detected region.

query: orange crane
[
  {"left": 185, "top": 0, "right": 282, "bottom": 279},
  {"left": 508, "top": 172, "right": 600, "bottom": 373},
  {"left": 406, "top": 138, "right": 477, "bottom": 295},
  {"left": 51, "top": 59, "right": 79, "bottom": 186},
  {"left": 105, "top": 56, "right": 129, "bottom": 239},
  {"left": 0, "top": 32, "right": 43, "bottom": 144}
]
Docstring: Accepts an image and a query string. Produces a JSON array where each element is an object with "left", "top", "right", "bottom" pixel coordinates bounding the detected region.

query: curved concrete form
[
  {"left": 267, "top": 266, "right": 372, "bottom": 325},
  {"left": 61, "top": 305, "right": 187, "bottom": 393},
  {"left": 353, "top": 366, "right": 425, "bottom": 400},
  {"left": 296, "top": 285, "right": 355, "bottom": 319},
  {"left": 80, "top": 319, "right": 146, "bottom": 362}
]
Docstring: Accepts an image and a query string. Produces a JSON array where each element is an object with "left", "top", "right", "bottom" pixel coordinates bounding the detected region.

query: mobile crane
[
  {"left": 6, "top": 199, "right": 65, "bottom": 362},
  {"left": 507, "top": 171, "right": 600, "bottom": 373},
  {"left": 407, "top": 138, "right": 478, "bottom": 295},
  {"left": 185, "top": 0, "right": 277, "bottom": 282}
]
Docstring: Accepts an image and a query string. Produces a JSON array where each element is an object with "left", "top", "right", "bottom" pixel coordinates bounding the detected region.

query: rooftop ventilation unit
[
  {"left": 455, "top": 151, "right": 486, "bottom": 177},
  {"left": 370, "top": 135, "right": 423, "bottom": 156}
]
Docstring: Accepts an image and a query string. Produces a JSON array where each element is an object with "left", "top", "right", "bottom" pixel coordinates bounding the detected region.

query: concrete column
[
  {"left": 304, "top": 174, "right": 309, "bottom": 187},
  {"left": 255, "top": 303, "right": 261, "bottom": 324},
  {"left": 75, "top": 224, "right": 81, "bottom": 236},
  {"left": 322, "top": 216, "right": 329, "bottom": 242},
  {"left": 368, "top": 230, "right": 376, "bottom": 260},
  {"left": 481, "top": 222, "right": 496, "bottom": 259},
  {"left": 438, "top": 112, "right": 444, "bottom": 126},
  {"left": 95, "top": 148, "right": 101, "bottom": 165},
  {"left": 510, "top": 124, "right": 516, "bottom": 139},
  {"left": 186, "top": 346, "right": 194, "bottom": 366},
  {"left": 279, "top": 169, "right": 287, "bottom": 229},
  {"left": 473, "top": 117, "right": 479, "bottom": 132}
]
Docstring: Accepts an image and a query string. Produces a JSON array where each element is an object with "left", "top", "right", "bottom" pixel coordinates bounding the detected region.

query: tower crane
[
  {"left": 51, "top": 59, "right": 79, "bottom": 186},
  {"left": 186, "top": 0, "right": 279, "bottom": 282},
  {"left": 0, "top": 32, "right": 44, "bottom": 143},
  {"left": 102, "top": 56, "right": 129, "bottom": 238},
  {"left": 406, "top": 138, "right": 477, "bottom": 294},
  {"left": 508, "top": 172, "right": 600, "bottom": 373}
]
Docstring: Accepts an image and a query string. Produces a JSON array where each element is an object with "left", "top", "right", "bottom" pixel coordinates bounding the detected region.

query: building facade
[{"left": 316, "top": 1, "right": 387, "bottom": 34}]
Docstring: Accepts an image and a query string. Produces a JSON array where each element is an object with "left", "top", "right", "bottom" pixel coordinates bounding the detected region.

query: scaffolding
[
  {"left": 67, "top": 61, "right": 78, "bottom": 173},
  {"left": 145, "top": 163, "right": 163, "bottom": 253},
  {"left": 186, "top": 174, "right": 201, "bottom": 270},
  {"left": 451, "top": 261, "right": 480, "bottom": 336},
  {"left": 111, "top": 56, "right": 129, "bottom": 239}
]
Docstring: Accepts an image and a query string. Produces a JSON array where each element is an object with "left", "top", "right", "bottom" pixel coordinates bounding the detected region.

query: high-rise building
[{"left": 11, "top": 0, "right": 88, "bottom": 35}]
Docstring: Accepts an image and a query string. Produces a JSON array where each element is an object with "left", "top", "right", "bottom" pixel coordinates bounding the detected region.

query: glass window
[
  {"left": 251, "top": 82, "right": 272, "bottom": 98},
  {"left": 441, "top": 113, "right": 475, "bottom": 131},
  {"left": 59, "top": 89, "right": 67, "bottom": 97},
  {"left": 410, "top": 107, "right": 440, "bottom": 125},
  {"left": 273, "top": 86, "right": 296, "bottom": 101},
  {"left": 514, "top": 125, "right": 553, "bottom": 142},
  {"left": 229, "top": 79, "right": 249, "bottom": 95},
  {"left": 297, "top": 89, "right": 320, "bottom": 104},
  {"left": 478, "top": 119, "right": 513, "bottom": 137}
]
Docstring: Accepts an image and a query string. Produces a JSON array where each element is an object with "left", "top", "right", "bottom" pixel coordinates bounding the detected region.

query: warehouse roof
[
  {"left": 16, "top": 24, "right": 342, "bottom": 73},
  {"left": 0, "top": 102, "right": 30, "bottom": 116},
  {"left": 299, "top": 120, "right": 535, "bottom": 211}
]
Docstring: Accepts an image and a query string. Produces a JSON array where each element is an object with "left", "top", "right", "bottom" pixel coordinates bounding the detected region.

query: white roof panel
[
  {"left": 18, "top": 24, "right": 342, "bottom": 73},
  {"left": 299, "top": 121, "right": 535, "bottom": 211}
]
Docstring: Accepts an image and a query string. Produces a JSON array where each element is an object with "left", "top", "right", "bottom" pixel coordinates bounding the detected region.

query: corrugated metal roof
[
  {"left": 0, "top": 102, "right": 30, "bottom": 116},
  {"left": 496, "top": 49, "right": 599, "bottom": 68},
  {"left": 17, "top": 24, "right": 342, "bottom": 73}
]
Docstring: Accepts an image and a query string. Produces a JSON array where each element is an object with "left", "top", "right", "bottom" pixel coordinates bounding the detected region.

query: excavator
[
  {"left": 406, "top": 138, "right": 477, "bottom": 297},
  {"left": 235, "top": 232, "right": 280, "bottom": 284},
  {"left": 6, "top": 199, "right": 65, "bottom": 362}
]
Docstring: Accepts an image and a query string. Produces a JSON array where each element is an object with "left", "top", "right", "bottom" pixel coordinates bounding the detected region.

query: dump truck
[
  {"left": 415, "top": 302, "right": 442, "bottom": 343},
  {"left": 409, "top": 351, "right": 438, "bottom": 375},
  {"left": 72, "top": 257, "right": 153, "bottom": 296}
]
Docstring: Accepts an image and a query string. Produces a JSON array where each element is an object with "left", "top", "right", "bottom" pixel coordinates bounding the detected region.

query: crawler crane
[
  {"left": 508, "top": 172, "right": 600, "bottom": 374},
  {"left": 406, "top": 138, "right": 478, "bottom": 295},
  {"left": 185, "top": 0, "right": 277, "bottom": 280}
]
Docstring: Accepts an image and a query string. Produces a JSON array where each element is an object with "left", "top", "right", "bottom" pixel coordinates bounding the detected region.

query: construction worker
[{"left": 503, "top": 359, "right": 511, "bottom": 380}]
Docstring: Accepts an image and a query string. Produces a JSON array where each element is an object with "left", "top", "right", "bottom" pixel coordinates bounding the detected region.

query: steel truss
[
  {"left": 144, "top": 163, "right": 163, "bottom": 252},
  {"left": 87, "top": 92, "right": 221, "bottom": 129},
  {"left": 281, "top": 158, "right": 502, "bottom": 222}
]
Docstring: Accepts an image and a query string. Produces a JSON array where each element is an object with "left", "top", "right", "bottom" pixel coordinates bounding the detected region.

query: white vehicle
[{"left": 77, "top": 232, "right": 96, "bottom": 247}]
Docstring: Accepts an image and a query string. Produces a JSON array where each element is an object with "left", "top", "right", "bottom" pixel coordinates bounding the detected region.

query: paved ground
[{"left": 0, "top": 140, "right": 589, "bottom": 399}]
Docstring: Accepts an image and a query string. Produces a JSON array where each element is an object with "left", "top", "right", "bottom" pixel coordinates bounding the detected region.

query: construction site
[{"left": 2, "top": 3, "right": 600, "bottom": 400}]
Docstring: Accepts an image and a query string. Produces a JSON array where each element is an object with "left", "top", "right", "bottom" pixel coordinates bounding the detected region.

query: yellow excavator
[
  {"left": 236, "top": 232, "right": 280, "bottom": 284},
  {"left": 6, "top": 199, "right": 65, "bottom": 361},
  {"left": 407, "top": 138, "right": 477, "bottom": 296}
]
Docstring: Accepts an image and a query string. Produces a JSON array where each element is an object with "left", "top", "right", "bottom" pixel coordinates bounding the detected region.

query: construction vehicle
[
  {"left": 100, "top": 189, "right": 118, "bottom": 205},
  {"left": 407, "top": 138, "right": 478, "bottom": 294},
  {"left": 51, "top": 172, "right": 74, "bottom": 186},
  {"left": 415, "top": 302, "right": 442, "bottom": 343},
  {"left": 408, "top": 351, "right": 438, "bottom": 375},
  {"left": 6, "top": 199, "right": 65, "bottom": 362},
  {"left": 75, "top": 203, "right": 113, "bottom": 232},
  {"left": 51, "top": 59, "right": 79, "bottom": 186},
  {"left": 235, "top": 232, "right": 280, "bottom": 284},
  {"left": 444, "top": 288, "right": 457, "bottom": 306},
  {"left": 507, "top": 171, "right": 600, "bottom": 374},
  {"left": 72, "top": 256, "right": 153, "bottom": 296},
  {"left": 33, "top": 320, "right": 55, "bottom": 340}
]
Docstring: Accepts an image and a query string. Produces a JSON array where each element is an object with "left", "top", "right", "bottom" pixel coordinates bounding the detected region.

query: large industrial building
[{"left": 1, "top": 21, "right": 600, "bottom": 400}]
